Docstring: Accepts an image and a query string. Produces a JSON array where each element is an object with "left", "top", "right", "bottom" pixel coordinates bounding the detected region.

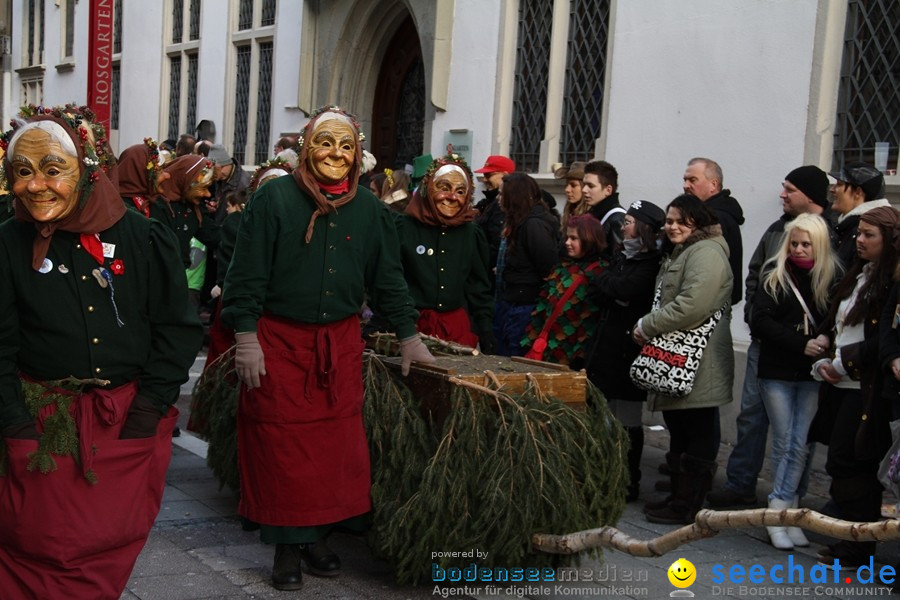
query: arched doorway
[{"left": 371, "top": 15, "right": 425, "bottom": 171}]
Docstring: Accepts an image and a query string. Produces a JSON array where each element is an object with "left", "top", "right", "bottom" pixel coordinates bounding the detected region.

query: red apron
[
  {"left": 0, "top": 381, "right": 177, "bottom": 600},
  {"left": 190, "top": 297, "right": 234, "bottom": 434},
  {"left": 238, "top": 314, "right": 371, "bottom": 526},
  {"left": 417, "top": 307, "right": 478, "bottom": 348}
]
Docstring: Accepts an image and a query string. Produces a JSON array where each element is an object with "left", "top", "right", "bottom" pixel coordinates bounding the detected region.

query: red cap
[{"left": 474, "top": 155, "right": 516, "bottom": 174}]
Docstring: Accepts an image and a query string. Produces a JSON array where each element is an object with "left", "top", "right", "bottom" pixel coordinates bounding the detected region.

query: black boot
[
  {"left": 272, "top": 544, "right": 303, "bottom": 590},
  {"left": 300, "top": 539, "right": 341, "bottom": 577},
  {"left": 645, "top": 453, "right": 716, "bottom": 524},
  {"left": 817, "top": 476, "right": 881, "bottom": 568},
  {"left": 626, "top": 427, "right": 644, "bottom": 502},
  {"left": 644, "top": 452, "right": 679, "bottom": 513}
]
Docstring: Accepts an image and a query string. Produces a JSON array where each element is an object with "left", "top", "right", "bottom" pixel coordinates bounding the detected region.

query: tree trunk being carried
[{"left": 532, "top": 508, "right": 900, "bottom": 557}]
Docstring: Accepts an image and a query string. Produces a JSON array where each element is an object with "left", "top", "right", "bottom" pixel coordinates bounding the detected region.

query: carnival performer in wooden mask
[
  {"left": 0, "top": 104, "right": 202, "bottom": 599},
  {"left": 221, "top": 105, "right": 434, "bottom": 591},
  {"left": 396, "top": 152, "right": 494, "bottom": 351}
]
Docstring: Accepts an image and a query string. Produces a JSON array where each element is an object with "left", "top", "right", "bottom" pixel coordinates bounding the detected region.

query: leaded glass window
[
  {"left": 559, "top": 0, "right": 611, "bottom": 165},
  {"left": 187, "top": 53, "right": 199, "bottom": 135},
  {"left": 190, "top": 0, "right": 201, "bottom": 40},
  {"left": 111, "top": 64, "right": 121, "bottom": 130},
  {"left": 232, "top": 46, "right": 252, "bottom": 164},
  {"left": 238, "top": 0, "right": 253, "bottom": 30},
  {"left": 172, "top": 0, "right": 184, "bottom": 44},
  {"left": 113, "top": 0, "right": 122, "bottom": 54},
  {"left": 832, "top": 0, "right": 899, "bottom": 171},
  {"left": 261, "top": 0, "right": 276, "bottom": 27},
  {"left": 64, "top": 0, "right": 75, "bottom": 57},
  {"left": 510, "top": 0, "right": 553, "bottom": 173},
  {"left": 168, "top": 55, "right": 182, "bottom": 141},
  {"left": 255, "top": 42, "right": 274, "bottom": 164},
  {"left": 394, "top": 60, "right": 425, "bottom": 169}
]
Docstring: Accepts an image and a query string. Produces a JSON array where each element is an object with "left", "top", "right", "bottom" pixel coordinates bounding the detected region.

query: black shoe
[
  {"left": 300, "top": 541, "right": 341, "bottom": 577},
  {"left": 706, "top": 487, "right": 756, "bottom": 508},
  {"left": 272, "top": 544, "right": 303, "bottom": 591},
  {"left": 240, "top": 517, "right": 260, "bottom": 532},
  {"left": 816, "top": 542, "right": 871, "bottom": 570},
  {"left": 172, "top": 426, "right": 181, "bottom": 438}
]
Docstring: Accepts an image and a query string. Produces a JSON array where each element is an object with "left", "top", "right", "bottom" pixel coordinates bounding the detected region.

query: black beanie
[
  {"left": 626, "top": 200, "right": 665, "bottom": 230},
  {"left": 785, "top": 165, "right": 829, "bottom": 208}
]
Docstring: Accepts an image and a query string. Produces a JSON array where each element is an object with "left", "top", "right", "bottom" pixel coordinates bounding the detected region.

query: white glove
[
  {"left": 235, "top": 332, "right": 266, "bottom": 388},
  {"left": 399, "top": 335, "right": 436, "bottom": 376}
]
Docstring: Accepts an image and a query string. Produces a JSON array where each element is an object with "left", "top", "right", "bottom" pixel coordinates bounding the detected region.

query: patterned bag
[{"left": 629, "top": 284, "right": 725, "bottom": 397}]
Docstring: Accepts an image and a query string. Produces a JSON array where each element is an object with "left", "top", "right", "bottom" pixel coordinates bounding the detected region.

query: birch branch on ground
[{"left": 532, "top": 508, "right": 900, "bottom": 557}]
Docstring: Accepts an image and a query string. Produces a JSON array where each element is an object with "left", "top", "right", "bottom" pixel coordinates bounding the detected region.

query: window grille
[
  {"left": 168, "top": 55, "right": 182, "bottom": 141},
  {"left": 189, "top": 0, "right": 201, "bottom": 40},
  {"left": 27, "top": 0, "right": 36, "bottom": 64},
  {"left": 238, "top": 0, "right": 253, "bottom": 30},
  {"left": 509, "top": 0, "right": 553, "bottom": 173},
  {"left": 255, "top": 42, "right": 274, "bottom": 164},
  {"left": 394, "top": 59, "right": 425, "bottom": 169},
  {"left": 559, "top": 0, "right": 610, "bottom": 166},
  {"left": 232, "top": 46, "right": 252, "bottom": 164},
  {"left": 39, "top": 0, "right": 44, "bottom": 60},
  {"left": 64, "top": 0, "right": 75, "bottom": 57},
  {"left": 187, "top": 53, "right": 199, "bottom": 135},
  {"left": 111, "top": 64, "right": 120, "bottom": 130},
  {"left": 832, "top": 0, "right": 899, "bottom": 171},
  {"left": 172, "top": 0, "right": 184, "bottom": 44},
  {"left": 261, "top": 0, "right": 276, "bottom": 27},
  {"left": 113, "top": 0, "right": 122, "bottom": 54}
]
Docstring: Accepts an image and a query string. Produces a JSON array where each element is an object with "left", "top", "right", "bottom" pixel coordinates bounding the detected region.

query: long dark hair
[
  {"left": 566, "top": 214, "right": 606, "bottom": 261},
  {"left": 660, "top": 194, "right": 718, "bottom": 254},
  {"left": 827, "top": 207, "right": 899, "bottom": 328},
  {"left": 500, "top": 172, "right": 542, "bottom": 251}
]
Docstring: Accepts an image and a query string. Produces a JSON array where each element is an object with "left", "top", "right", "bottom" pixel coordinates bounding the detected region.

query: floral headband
[
  {"left": 249, "top": 156, "right": 295, "bottom": 192},
  {"left": 143, "top": 137, "right": 162, "bottom": 190},
  {"left": 0, "top": 103, "right": 116, "bottom": 205},
  {"left": 297, "top": 105, "right": 366, "bottom": 149},
  {"left": 423, "top": 149, "right": 474, "bottom": 186}
]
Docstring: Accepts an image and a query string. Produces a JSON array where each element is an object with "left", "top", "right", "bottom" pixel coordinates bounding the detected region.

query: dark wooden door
[{"left": 371, "top": 15, "right": 425, "bottom": 171}]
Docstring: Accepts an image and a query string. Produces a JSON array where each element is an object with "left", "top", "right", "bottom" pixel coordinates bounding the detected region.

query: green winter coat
[{"left": 641, "top": 225, "right": 734, "bottom": 411}]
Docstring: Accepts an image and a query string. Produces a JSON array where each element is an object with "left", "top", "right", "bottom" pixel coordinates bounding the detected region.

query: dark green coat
[
  {"left": 222, "top": 176, "right": 418, "bottom": 338},
  {"left": 394, "top": 216, "right": 493, "bottom": 336},
  {"left": 0, "top": 211, "right": 204, "bottom": 428}
]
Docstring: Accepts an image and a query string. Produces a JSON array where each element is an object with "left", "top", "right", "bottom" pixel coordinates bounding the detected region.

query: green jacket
[
  {"left": 394, "top": 216, "right": 493, "bottom": 336},
  {"left": 222, "top": 176, "right": 419, "bottom": 338},
  {"left": 0, "top": 211, "right": 204, "bottom": 427},
  {"left": 641, "top": 225, "right": 734, "bottom": 411}
]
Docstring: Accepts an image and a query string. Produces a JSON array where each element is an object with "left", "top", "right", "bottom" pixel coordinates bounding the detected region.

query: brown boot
[{"left": 645, "top": 454, "right": 716, "bottom": 524}]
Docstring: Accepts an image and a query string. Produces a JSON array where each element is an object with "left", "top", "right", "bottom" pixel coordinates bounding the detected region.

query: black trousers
[{"left": 663, "top": 406, "right": 720, "bottom": 461}]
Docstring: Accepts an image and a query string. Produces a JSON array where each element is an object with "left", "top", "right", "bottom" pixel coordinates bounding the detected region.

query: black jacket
[
  {"left": 499, "top": 205, "right": 560, "bottom": 305},
  {"left": 750, "top": 264, "right": 825, "bottom": 381},
  {"left": 588, "top": 192, "right": 626, "bottom": 260},
  {"left": 705, "top": 189, "right": 744, "bottom": 305},
  {"left": 475, "top": 189, "right": 504, "bottom": 276},
  {"left": 586, "top": 248, "right": 661, "bottom": 402}
]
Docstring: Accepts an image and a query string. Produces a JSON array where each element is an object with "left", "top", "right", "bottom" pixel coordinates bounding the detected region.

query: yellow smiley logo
[{"left": 668, "top": 558, "right": 696, "bottom": 588}]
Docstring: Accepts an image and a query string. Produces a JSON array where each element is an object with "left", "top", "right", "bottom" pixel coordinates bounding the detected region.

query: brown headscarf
[
  {"left": 404, "top": 154, "right": 477, "bottom": 227},
  {"left": 157, "top": 154, "right": 213, "bottom": 221},
  {"left": 117, "top": 139, "right": 160, "bottom": 198},
  {"left": 5, "top": 112, "right": 125, "bottom": 271},
  {"left": 292, "top": 106, "right": 363, "bottom": 243}
]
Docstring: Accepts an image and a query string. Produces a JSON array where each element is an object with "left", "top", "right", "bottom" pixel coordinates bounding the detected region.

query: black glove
[
  {"left": 479, "top": 330, "right": 498, "bottom": 355},
  {"left": 1, "top": 421, "right": 39, "bottom": 440},
  {"left": 120, "top": 394, "right": 164, "bottom": 439}
]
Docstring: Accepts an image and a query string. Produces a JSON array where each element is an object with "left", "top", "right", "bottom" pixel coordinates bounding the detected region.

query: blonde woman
[{"left": 750, "top": 213, "right": 839, "bottom": 549}]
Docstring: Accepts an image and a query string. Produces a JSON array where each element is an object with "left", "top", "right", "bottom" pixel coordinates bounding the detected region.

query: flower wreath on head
[
  {"left": 296, "top": 105, "right": 366, "bottom": 150},
  {"left": 188, "top": 159, "right": 215, "bottom": 190},
  {"left": 249, "top": 156, "right": 294, "bottom": 193},
  {"left": 0, "top": 103, "right": 117, "bottom": 207},
  {"left": 423, "top": 148, "right": 475, "bottom": 193},
  {"left": 142, "top": 137, "right": 162, "bottom": 192}
]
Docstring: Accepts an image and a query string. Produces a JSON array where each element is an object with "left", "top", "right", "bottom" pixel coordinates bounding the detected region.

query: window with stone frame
[
  {"left": 832, "top": 0, "right": 899, "bottom": 172},
  {"left": 165, "top": 0, "right": 201, "bottom": 142},
  {"left": 229, "top": 0, "right": 275, "bottom": 165}
]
